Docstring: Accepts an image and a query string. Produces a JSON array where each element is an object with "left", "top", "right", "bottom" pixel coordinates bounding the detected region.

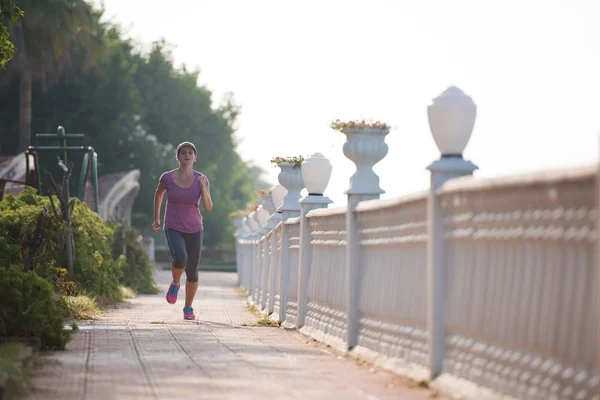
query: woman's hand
[
  {"left": 152, "top": 219, "right": 161, "bottom": 233},
  {"left": 199, "top": 174, "right": 208, "bottom": 194},
  {"left": 199, "top": 174, "right": 213, "bottom": 212}
]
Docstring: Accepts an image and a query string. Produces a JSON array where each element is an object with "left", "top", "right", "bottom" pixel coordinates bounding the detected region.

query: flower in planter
[
  {"left": 330, "top": 119, "right": 390, "bottom": 131},
  {"left": 255, "top": 187, "right": 273, "bottom": 198},
  {"left": 270, "top": 155, "right": 304, "bottom": 169},
  {"left": 228, "top": 209, "right": 249, "bottom": 219}
]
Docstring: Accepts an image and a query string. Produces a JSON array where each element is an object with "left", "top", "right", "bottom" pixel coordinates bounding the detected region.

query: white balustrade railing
[
  {"left": 231, "top": 87, "right": 599, "bottom": 400},
  {"left": 302, "top": 207, "right": 347, "bottom": 348}
]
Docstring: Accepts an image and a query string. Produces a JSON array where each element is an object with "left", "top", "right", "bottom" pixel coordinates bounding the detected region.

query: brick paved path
[{"left": 29, "top": 267, "right": 449, "bottom": 399}]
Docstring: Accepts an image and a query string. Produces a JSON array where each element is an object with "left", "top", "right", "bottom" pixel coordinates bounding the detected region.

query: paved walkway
[{"left": 29, "top": 267, "right": 449, "bottom": 399}]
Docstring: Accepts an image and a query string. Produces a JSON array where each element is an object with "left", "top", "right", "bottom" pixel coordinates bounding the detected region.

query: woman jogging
[{"left": 152, "top": 141, "right": 213, "bottom": 320}]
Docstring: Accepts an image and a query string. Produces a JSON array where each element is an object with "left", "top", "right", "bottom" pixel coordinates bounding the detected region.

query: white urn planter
[
  {"left": 341, "top": 127, "right": 389, "bottom": 195},
  {"left": 301, "top": 152, "right": 332, "bottom": 195},
  {"left": 242, "top": 217, "right": 251, "bottom": 234},
  {"left": 427, "top": 86, "right": 476, "bottom": 157},
  {"left": 277, "top": 162, "right": 305, "bottom": 213},
  {"left": 271, "top": 184, "right": 287, "bottom": 211},
  {"left": 259, "top": 191, "right": 277, "bottom": 215}
]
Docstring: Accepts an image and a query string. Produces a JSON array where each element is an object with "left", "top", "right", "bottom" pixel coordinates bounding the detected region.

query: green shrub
[
  {"left": 0, "top": 187, "right": 123, "bottom": 303},
  {"left": 112, "top": 224, "right": 158, "bottom": 294},
  {"left": 0, "top": 343, "right": 36, "bottom": 399},
  {"left": 0, "top": 266, "right": 71, "bottom": 350}
]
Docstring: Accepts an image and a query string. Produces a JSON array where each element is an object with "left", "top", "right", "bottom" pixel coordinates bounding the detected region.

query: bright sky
[{"left": 94, "top": 0, "right": 600, "bottom": 206}]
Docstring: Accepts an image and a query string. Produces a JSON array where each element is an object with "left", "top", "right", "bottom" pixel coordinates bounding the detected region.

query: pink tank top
[{"left": 160, "top": 170, "right": 207, "bottom": 233}]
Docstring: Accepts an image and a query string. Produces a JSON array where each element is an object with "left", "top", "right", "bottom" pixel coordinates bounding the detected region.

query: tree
[
  {"left": 1, "top": 0, "right": 105, "bottom": 152},
  {"left": 0, "top": 0, "right": 23, "bottom": 68},
  {"left": 0, "top": 8, "right": 266, "bottom": 250}
]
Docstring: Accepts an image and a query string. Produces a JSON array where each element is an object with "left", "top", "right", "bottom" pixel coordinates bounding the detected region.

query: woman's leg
[
  {"left": 164, "top": 229, "right": 187, "bottom": 303},
  {"left": 183, "top": 230, "right": 203, "bottom": 307}
]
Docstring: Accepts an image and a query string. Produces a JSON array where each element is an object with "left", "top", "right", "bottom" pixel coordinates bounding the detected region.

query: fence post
[
  {"left": 245, "top": 211, "right": 259, "bottom": 304},
  {"left": 258, "top": 192, "right": 277, "bottom": 311},
  {"left": 340, "top": 126, "right": 390, "bottom": 349},
  {"left": 232, "top": 215, "right": 245, "bottom": 286},
  {"left": 267, "top": 184, "right": 286, "bottom": 314},
  {"left": 275, "top": 161, "right": 304, "bottom": 322},
  {"left": 297, "top": 153, "right": 333, "bottom": 328},
  {"left": 426, "top": 86, "right": 478, "bottom": 379}
]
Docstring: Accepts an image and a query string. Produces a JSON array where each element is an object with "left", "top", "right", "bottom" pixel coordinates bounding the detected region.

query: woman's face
[{"left": 177, "top": 146, "right": 196, "bottom": 165}]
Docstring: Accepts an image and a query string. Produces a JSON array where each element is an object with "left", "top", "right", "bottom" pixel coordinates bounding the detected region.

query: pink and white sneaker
[
  {"left": 166, "top": 282, "right": 179, "bottom": 304},
  {"left": 183, "top": 306, "right": 195, "bottom": 320}
]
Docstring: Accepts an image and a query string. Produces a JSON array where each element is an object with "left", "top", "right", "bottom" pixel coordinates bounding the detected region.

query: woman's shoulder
[{"left": 159, "top": 169, "right": 176, "bottom": 183}]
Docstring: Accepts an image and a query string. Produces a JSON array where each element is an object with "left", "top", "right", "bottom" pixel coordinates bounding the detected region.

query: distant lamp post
[
  {"left": 427, "top": 86, "right": 476, "bottom": 157},
  {"left": 426, "top": 85, "right": 478, "bottom": 380},
  {"left": 301, "top": 152, "right": 332, "bottom": 196},
  {"left": 256, "top": 205, "right": 269, "bottom": 228},
  {"left": 296, "top": 152, "right": 333, "bottom": 329}
]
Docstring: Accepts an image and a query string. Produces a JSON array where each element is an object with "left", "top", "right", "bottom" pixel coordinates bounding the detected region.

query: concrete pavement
[{"left": 28, "top": 266, "right": 450, "bottom": 399}]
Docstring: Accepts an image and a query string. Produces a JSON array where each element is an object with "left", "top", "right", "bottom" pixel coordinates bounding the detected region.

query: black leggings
[{"left": 165, "top": 229, "right": 203, "bottom": 283}]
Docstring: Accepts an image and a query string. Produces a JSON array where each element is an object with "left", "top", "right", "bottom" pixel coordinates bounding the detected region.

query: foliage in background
[
  {"left": 0, "top": 1, "right": 268, "bottom": 251},
  {"left": 0, "top": 0, "right": 106, "bottom": 150},
  {"left": 111, "top": 223, "right": 158, "bottom": 294},
  {"left": 0, "top": 0, "right": 23, "bottom": 68}
]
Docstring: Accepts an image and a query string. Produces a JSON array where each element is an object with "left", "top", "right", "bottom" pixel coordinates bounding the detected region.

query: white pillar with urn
[
  {"left": 331, "top": 119, "right": 391, "bottom": 350},
  {"left": 271, "top": 156, "right": 305, "bottom": 322}
]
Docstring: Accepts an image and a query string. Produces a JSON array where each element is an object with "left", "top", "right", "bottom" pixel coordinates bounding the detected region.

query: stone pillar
[
  {"left": 297, "top": 153, "right": 333, "bottom": 328},
  {"left": 275, "top": 161, "right": 305, "bottom": 322},
  {"left": 267, "top": 185, "right": 287, "bottom": 315},
  {"left": 341, "top": 126, "right": 390, "bottom": 349},
  {"left": 232, "top": 215, "right": 245, "bottom": 286},
  {"left": 426, "top": 86, "right": 478, "bottom": 379},
  {"left": 246, "top": 211, "right": 259, "bottom": 304}
]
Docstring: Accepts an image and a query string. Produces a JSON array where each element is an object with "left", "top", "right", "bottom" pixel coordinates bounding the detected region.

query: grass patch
[
  {"left": 235, "top": 287, "right": 248, "bottom": 296},
  {"left": 120, "top": 286, "right": 136, "bottom": 300},
  {"left": 408, "top": 379, "right": 430, "bottom": 389},
  {"left": 150, "top": 321, "right": 165, "bottom": 325},
  {"left": 61, "top": 295, "right": 101, "bottom": 320},
  {"left": 256, "top": 315, "right": 279, "bottom": 327},
  {"left": 242, "top": 302, "right": 279, "bottom": 327},
  {"left": 0, "top": 343, "right": 38, "bottom": 399}
]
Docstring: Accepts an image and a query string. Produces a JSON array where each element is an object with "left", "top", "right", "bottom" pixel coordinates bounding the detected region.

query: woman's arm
[
  {"left": 200, "top": 175, "right": 213, "bottom": 212},
  {"left": 152, "top": 179, "right": 167, "bottom": 232}
]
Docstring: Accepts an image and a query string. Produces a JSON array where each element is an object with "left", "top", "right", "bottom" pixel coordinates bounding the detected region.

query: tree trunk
[
  {"left": 19, "top": 66, "right": 32, "bottom": 151},
  {"left": 16, "top": 23, "right": 32, "bottom": 152}
]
